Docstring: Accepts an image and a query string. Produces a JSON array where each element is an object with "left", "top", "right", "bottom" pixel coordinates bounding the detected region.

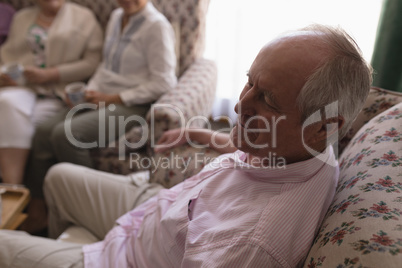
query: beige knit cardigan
[{"left": 0, "top": 2, "right": 103, "bottom": 99}]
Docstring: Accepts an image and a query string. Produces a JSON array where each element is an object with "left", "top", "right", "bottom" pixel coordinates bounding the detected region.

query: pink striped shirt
[{"left": 83, "top": 147, "right": 338, "bottom": 267}]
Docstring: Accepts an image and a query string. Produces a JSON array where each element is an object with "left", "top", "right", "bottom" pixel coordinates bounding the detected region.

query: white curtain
[{"left": 204, "top": 0, "right": 383, "bottom": 123}]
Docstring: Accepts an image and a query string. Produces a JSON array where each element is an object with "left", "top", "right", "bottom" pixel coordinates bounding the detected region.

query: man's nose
[{"left": 234, "top": 89, "right": 255, "bottom": 116}]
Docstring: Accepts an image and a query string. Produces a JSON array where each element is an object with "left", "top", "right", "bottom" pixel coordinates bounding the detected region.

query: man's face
[{"left": 230, "top": 33, "right": 326, "bottom": 165}]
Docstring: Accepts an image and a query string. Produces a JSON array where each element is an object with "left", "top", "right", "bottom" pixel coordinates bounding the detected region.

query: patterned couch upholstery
[
  {"left": 4, "top": 0, "right": 217, "bottom": 179},
  {"left": 303, "top": 87, "right": 402, "bottom": 267}
]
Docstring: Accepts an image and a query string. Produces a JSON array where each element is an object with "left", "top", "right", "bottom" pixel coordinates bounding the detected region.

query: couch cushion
[
  {"left": 304, "top": 102, "right": 402, "bottom": 267},
  {"left": 339, "top": 87, "right": 402, "bottom": 155},
  {"left": 152, "top": 0, "right": 209, "bottom": 75}
]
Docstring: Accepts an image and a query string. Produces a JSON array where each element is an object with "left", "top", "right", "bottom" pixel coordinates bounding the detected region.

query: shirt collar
[
  {"left": 129, "top": 2, "right": 152, "bottom": 20},
  {"left": 118, "top": 2, "right": 152, "bottom": 23},
  {"left": 224, "top": 146, "right": 337, "bottom": 183}
]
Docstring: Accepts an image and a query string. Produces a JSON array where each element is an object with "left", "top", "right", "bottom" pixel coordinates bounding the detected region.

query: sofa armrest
[
  {"left": 149, "top": 144, "right": 221, "bottom": 188},
  {"left": 92, "top": 58, "right": 217, "bottom": 174},
  {"left": 146, "top": 58, "right": 217, "bottom": 146}
]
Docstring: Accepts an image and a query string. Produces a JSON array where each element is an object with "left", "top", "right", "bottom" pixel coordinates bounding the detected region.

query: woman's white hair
[{"left": 296, "top": 24, "right": 373, "bottom": 139}]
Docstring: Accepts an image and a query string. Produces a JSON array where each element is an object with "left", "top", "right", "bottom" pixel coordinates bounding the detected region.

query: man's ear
[{"left": 305, "top": 115, "right": 345, "bottom": 145}]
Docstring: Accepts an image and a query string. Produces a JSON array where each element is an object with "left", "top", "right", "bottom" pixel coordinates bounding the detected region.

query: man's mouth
[
  {"left": 235, "top": 115, "right": 260, "bottom": 141},
  {"left": 237, "top": 120, "right": 244, "bottom": 128},
  {"left": 239, "top": 115, "right": 256, "bottom": 129},
  {"left": 239, "top": 114, "right": 249, "bottom": 127}
]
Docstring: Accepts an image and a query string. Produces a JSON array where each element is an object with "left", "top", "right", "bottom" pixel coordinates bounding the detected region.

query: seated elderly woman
[
  {"left": 0, "top": 0, "right": 103, "bottom": 185},
  {"left": 23, "top": 0, "right": 177, "bottom": 234}
]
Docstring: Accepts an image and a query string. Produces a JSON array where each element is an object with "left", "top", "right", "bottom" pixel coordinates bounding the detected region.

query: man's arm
[{"left": 154, "top": 128, "right": 236, "bottom": 154}]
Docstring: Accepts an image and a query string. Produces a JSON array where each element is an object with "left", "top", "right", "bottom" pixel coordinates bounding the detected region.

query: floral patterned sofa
[{"left": 303, "top": 87, "right": 402, "bottom": 267}]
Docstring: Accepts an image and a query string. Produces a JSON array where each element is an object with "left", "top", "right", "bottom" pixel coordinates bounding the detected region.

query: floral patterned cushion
[
  {"left": 339, "top": 87, "right": 402, "bottom": 155},
  {"left": 304, "top": 102, "right": 402, "bottom": 267}
]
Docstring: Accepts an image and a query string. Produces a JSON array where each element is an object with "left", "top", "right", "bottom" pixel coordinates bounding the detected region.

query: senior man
[{"left": 0, "top": 24, "right": 372, "bottom": 267}]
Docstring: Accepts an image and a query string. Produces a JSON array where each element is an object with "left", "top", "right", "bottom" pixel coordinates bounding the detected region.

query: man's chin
[
  {"left": 229, "top": 132, "right": 253, "bottom": 153},
  {"left": 230, "top": 126, "right": 259, "bottom": 150}
]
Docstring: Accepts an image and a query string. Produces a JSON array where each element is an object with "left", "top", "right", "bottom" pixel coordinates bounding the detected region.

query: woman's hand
[
  {"left": 0, "top": 73, "right": 18, "bottom": 88},
  {"left": 85, "top": 90, "right": 123, "bottom": 106},
  {"left": 23, "top": 66, "right": 59, "bottom": 84},
  {"left": 154, "top": 128, "right": 189, "bottom": 153}
]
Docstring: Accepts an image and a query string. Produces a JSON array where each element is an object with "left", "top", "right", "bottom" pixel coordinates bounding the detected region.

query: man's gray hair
[{"left": 296, "top": 24, "right": 373, "bottom": 139}]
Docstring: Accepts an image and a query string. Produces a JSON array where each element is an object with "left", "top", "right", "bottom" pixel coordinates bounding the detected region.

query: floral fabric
[
  {"left": 304, "top": 102, "right": 402, "bottom": 267},
  {"left": 339, "top": 87, "right": 402, "bottom": 155}
]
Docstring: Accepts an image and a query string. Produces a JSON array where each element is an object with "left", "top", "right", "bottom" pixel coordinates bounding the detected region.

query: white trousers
[
  {"left": 0, "top": 87, "right": 63, "bottom": 148},
  {"left": 0, "top": 230, "right": 84, "bottom": 268},
  {"left": 0, "top": 163, "right": 163, "bottom": 267}
]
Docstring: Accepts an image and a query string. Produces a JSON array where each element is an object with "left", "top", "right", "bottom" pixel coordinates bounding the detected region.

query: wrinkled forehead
[
  {"left": 258, "top": 31, "right": 329, "bottom": 76},
  {"left": 249, "top": 31, "right": 329, "bottom": 104},
  {"left": 263, "top": 30, "right": 329, "bottom": 52}
]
